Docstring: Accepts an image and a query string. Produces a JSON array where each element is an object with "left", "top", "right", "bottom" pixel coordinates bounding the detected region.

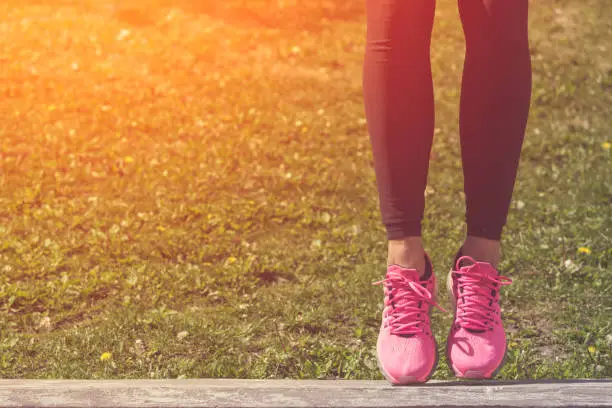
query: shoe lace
[
  {"left": 372, "top": 273, "right": 447, "bottom": 336},
  {"left": 453, "top": 267, "right": 512, "bottom": 331}
]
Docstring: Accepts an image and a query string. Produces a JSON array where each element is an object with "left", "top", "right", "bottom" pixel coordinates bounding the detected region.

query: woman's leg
[
  {"left": 457, "top": 0, "right": 532, "bottom": 267},
  {"left": 362, "top": 0, "right": 436, "bottom": 275}
]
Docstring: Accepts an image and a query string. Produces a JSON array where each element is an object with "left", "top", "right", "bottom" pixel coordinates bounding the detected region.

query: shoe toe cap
[
  {"left": 447, "top": 329, "right": 506, "bottom": 376},
  {"left": 377, "top": 333, "right": 436, "bottom": 381}
]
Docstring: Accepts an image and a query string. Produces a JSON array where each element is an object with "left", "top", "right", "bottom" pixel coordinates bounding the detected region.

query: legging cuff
[
  {"left": 386, "top": 221, "right": 422, "bottom": 240},
  {"left": 466, "top": 222, "right": 504, "bottom": 241}
]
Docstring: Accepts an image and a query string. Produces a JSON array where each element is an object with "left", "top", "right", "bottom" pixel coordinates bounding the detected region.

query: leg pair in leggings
[{"left": 363, "top": 0, "right": 532, "bottom": 241}]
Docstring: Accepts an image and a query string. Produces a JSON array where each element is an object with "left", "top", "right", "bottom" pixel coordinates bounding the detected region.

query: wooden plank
[{"left": 0, "top": 379, "right": 610, "bottom": 407}]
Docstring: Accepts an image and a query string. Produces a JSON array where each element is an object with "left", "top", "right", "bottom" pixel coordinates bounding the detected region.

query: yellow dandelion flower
[
  {"left": 100, "top": 352, "right": 112, "bottom": 361},
  {"left": 602, "top": 142, "right": 611, "bottom": 150},
  {"left": 226, "top": 256, "right": 237, "bottom": 264},
  {"left": 578, "top": 247, "right": 591, "bottom": 255},
  {"left": 157, "top": 225, "right": 166, "bottom": 232},
  {"left": 587, "top": 345, "right": 596, "bottom": 354}
]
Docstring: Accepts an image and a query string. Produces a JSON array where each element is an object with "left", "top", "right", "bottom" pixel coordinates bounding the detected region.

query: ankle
[
  {"left": 387, "top": 237, "right": 427, "bottom": 277},
  {"left": 461, "top": 236, "right": 501, "bottom": 268}
]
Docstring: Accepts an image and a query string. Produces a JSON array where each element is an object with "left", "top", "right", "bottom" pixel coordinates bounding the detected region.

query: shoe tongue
[
  {"left": 468, "top": 262, "right": 497, "bottom": 276},
  {"left": 386, "top": 265, "right": 423, "bottom": 338},
  {"left": 387, "top": 264, "right": 420, "bottom": 281},
  {"left": 457, "top": 260, "right": 498, "bottom": 332},
  {"left": 387, "top": 264, "right": 422, "bottom": 312},
  {"left": 457, "top": 257, "right": 498, "bottom": 278}
]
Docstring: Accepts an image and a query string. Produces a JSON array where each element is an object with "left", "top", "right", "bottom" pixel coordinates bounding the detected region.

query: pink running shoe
[
  {"left": 446, "top": 254, "right": 512, "bottom": 379},
  {"left": 372, "top": 254, "right": 447, "bottom": 385}
]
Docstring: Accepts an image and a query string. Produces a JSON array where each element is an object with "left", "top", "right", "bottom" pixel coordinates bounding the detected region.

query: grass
[{"left": 0, "top": 0, "right": 610, "bottom": 380}]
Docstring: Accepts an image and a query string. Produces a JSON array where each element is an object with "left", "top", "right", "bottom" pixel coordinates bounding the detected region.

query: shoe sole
[
  {"left": 375, "top": 273, "right": 440, "bottom": 385},
  {"left": 445, "top": 268, "right": 507, "bottom": 380}
]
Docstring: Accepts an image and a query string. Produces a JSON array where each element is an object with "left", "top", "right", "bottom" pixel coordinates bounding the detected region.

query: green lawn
[{"left": 0, "top": 0, "right": 610, "bottom": 379}]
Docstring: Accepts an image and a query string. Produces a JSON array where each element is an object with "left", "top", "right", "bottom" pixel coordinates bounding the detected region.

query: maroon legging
[{"left": 363, "top": 0, "right": 532, "bottom": 241}]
